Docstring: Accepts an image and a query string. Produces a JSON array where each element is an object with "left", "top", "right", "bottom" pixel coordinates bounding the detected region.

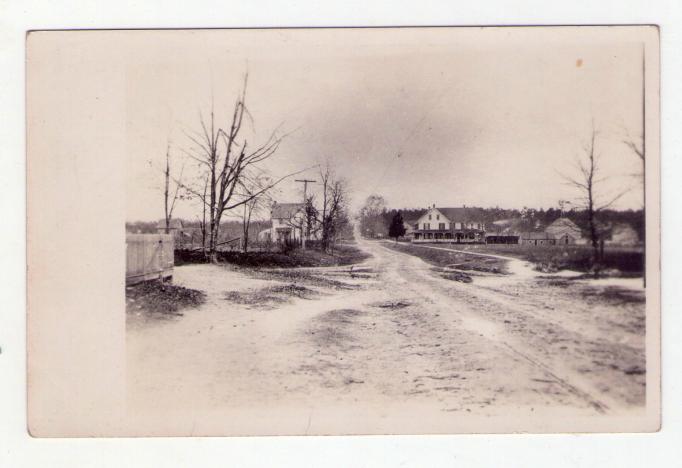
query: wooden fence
[{"left": 126, "top": 234, "right": 174, "bottom": 285}]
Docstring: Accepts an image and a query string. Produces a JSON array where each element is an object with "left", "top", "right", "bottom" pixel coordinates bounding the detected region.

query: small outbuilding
[{"left": 544, "top": 217, "right": 584, "bottom": 245}]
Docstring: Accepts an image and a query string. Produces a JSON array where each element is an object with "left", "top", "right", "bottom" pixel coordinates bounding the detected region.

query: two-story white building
[
  {"left": 258, "top": 201, "right": 320, "bottom": 244},
  {"left": 412, "top": 205, "right": 486, "bottom": 243}
]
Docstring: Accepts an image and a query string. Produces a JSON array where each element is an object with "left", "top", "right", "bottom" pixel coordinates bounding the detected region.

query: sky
[{"left": 125, "top": 28, "right": 647, "bottom": 222}]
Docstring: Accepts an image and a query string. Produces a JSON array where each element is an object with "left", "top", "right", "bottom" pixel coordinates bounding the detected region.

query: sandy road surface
[{"left": 126, "top": 236, "right": 646, "bottom": 434}]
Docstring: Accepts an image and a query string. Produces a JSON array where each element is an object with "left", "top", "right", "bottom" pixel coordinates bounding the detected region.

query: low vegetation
[
  {"left": 449, "top": 243, "right": 644, "bottom": 275},
  {"left": 248, "top": 268, "right": 361, "bottom": 291},
  {"left": 383, "top": 242, "right": 508, "bottom": 274},
  {"left": 384, "top": 240, "right": 643, "bottom": 277},
  {"left": 224, "top": 284, "right": 318, "bottom": 308},
  {"left": 126, "top": 280, "right": 206, "bottom": 317},
  {"left": 175, "top": 242, "right": 370, "bottom": 269}
]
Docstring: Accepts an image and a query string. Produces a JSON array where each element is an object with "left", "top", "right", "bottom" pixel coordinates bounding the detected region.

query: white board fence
[{"left": 125, "top": 234, "right": 174, "bottom": 285}]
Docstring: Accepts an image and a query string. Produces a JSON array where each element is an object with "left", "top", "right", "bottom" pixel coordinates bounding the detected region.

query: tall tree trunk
[
  {"left": 242, "top": 203, "right": 253, "bottom": 253},
  {"left": 201, "top": 176, "right": 208, "bottom": 255},
  {"left": 164, "top": 146, "right": 171, "bottom": 234},
  {"left": 585, "top": 154, "right": 601, "bottom": 278},
  {"left": 208, "top": 158, "right": 217, "bottom": 262}
]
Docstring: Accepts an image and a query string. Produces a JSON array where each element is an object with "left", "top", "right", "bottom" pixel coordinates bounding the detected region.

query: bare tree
[
  {"left": 303, "top": 195, "right": 319, "bottom": 242},
  {"left": 622, "top": 125, "right": 646, "bottom": 287},
  {"left": 359, "top": 194, "right": 387, "bottom": 238},
  {"left": 622, "top": 128, "right": 645, "bottom": 183},
  {"left": 623, "top": 132, "right": 644, "bottom": 164},
  {"left": 317, "top": 164, "right": 349, "bottom": 253},
  {"left": 623, "top": 43, "right": 646, "bottom": 183},
  {"left": 178, "top": 74, "right": 299, "bottom": 262},
  {"left": 198, "top": 174, "right": 209, "bottom": 252},
  {"left": 163, "top": 143, "right": 185, "bottom": 234},
  {"left": 561, "top": 124, "right": 626, "bottom": 274},
  {"left": 240, "top": 175, "right": 272, "bottom": 253}
]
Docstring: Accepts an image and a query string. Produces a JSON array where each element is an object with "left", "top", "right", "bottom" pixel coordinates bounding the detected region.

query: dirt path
[{"left": 126, "top": 236, "right": 646, "bottom": 435}]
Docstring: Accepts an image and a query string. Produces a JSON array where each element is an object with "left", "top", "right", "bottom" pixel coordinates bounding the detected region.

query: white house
[
  {"left": 258, "top": 202, "right": 320, "bottom": 244},
  {"left": 411, "top": 205, "right": 486, "bottom": 243}
]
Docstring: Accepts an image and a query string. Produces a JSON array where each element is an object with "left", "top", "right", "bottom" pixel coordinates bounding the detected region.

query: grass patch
[
  {"left": 248, "top": 269, "right": 360, "bottom": 290},
  {"left": 384, "top": 242, "right": 507, "bottom": 274},
  {"left": 126, "top": 280, "right": 205, "bottom": 316},
  {"left": 440, "top": 271, "right": 474, "bottom": 283},
  {"left": 224, "top": 284, "right": 317, "bottom": 307},
  {"left": 441, "top": 243, "right": 644, "bottom": 274},
  {"left": 579, "top": 285, "right": 646, "bottom": 307}
]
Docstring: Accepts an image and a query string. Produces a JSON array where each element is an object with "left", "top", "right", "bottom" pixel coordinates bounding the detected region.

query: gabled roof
[
  {"left": 546, "top": 217, "right": 580, "bottom": 230},
  {"left": 271, "top": 202, "right": 304, "bottom": 219},
  {"left": 435, "top": 207, "right": 487, "bottom": 223},
  {"left": 545, "top": 217, "right": 583, "bottom": 237}
]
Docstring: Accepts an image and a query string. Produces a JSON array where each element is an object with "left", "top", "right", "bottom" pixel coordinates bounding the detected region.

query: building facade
[
  {"left": 259, "top": 202, "right": 321, "bottom": 244},
  {"left": 412, "top": 205, "right": 486, "bottom": 243},
  {"left": 544, "top": 217, "right": 584, "bottom": 245}
]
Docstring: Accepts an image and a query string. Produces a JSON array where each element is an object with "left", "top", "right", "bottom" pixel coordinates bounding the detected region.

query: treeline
[
  {"left": 360, "top": 201, "right": 644, "bottom": 240},
  {"left": 126, "top": 219, "right": 270, "bottom": 242}
]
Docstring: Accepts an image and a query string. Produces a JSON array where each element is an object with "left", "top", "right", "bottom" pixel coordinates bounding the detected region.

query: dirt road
[{"left": 126, "top": 236, "right": 646, "bottom": 435}]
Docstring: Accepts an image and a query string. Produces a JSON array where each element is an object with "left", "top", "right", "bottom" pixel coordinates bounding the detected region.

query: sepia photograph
[{"left": 26, "top": 26, "right": 660, "bottom": 436}]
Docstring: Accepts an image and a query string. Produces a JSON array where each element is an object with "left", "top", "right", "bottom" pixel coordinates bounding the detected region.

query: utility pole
[{"left": 295, "top": 179, "right": 316, "bottom": 249}]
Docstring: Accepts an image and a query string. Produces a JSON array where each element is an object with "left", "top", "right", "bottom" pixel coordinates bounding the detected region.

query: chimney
[{"left": 433, "top": 203, "right": 436, "bottom": 208}]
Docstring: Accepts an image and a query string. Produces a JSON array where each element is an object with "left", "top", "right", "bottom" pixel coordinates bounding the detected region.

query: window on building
[
  {"left": 436, "top": 214, "right": 440, "bottom": 220},
  {"left": 439, "top": 223, "right": 445, "bottom": 230},
  {"left": 424, "top": 223, "right": 430, "bottom": 230},
  {"left": 428, "top": 214, "right": 432, "bottom": 220}
]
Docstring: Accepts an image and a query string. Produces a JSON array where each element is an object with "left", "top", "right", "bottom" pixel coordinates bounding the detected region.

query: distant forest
[{"left": 126, "top": 219, "right": 271, "bottom": 243}]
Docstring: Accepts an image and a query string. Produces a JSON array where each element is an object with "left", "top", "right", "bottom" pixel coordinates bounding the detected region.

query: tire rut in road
[{"left": 373, "top": 242, "right": 612, "bottom": 413}]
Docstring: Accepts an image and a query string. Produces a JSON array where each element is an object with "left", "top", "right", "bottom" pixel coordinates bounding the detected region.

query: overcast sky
[{"left": 125, "top": 28, "right": 646, "bottom": 222}]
